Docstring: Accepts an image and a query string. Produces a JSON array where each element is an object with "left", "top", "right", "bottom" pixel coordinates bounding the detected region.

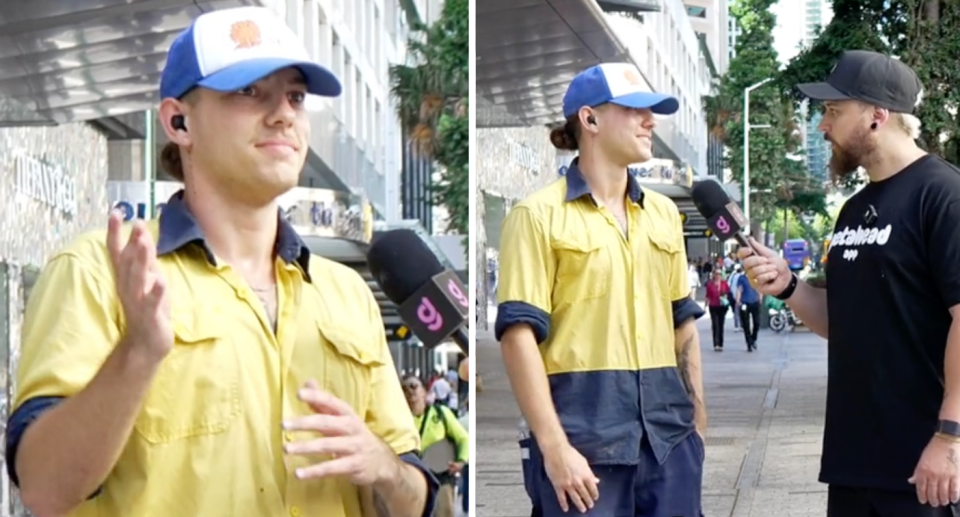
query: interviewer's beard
[{"left": 827, "top": 125, "right": 876, "bottom": 182}]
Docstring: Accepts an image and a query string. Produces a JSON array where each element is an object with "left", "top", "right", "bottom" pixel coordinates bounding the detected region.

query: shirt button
[
  {"left": 290, "top": 507, "right": 301, "bottom": 517},
  {"left": 284, "top": 432, "right": 293, "bottom": 441}
]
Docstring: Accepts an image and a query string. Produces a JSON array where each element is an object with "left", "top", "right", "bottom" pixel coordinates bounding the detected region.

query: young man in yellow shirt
[{"left": 6, "top": 7, "right": 436, "bottom": 517}]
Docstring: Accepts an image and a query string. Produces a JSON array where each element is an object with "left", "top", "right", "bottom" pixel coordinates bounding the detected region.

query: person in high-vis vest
[
  {"left": 5, "top": 7, "right": 436, "bottom": 517},
  {"left": 403, "top": 374, "right": 470, "bottom": 517}
]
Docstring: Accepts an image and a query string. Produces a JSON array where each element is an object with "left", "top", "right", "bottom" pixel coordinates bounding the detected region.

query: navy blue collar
[
  {"left": 156, "top": 191, "right": 312, "bottom": 282},
  {"left": 564, "top": 158, "right": 645, "bottom": 207}
]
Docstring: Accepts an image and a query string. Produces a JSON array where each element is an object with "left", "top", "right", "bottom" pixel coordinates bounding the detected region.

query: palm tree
[
  {"left": 388, "top": 0, "right": 469, "bottom": 235},
  {"left": 702, "top": 85, "right": 738, "bottom": 142},
  {"left": 389, "top": 0, "right": 468, "bottom": 157}
]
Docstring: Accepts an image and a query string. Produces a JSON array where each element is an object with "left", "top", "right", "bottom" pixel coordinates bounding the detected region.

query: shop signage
[
  {"left": 276, "top": 187, "right": 370, "bottom": 241},
  {"left": 508, "top": 139, "right": 540, "bottom": 175},
  {"left": 627, "top": 159, "right": 693, "bottom": 187},
  {"left": 13, "top": 154, "right": 77, "bottom": 217},
  {"left": 684, "top": 229, "right": 713, "bottom": 238},
  {"left": 557, "top": 156, "right": 693, "bottom": 188},
  {"left": 386, "top": 323, "right": 412, "bottom": 342},
  {"left": 106, "top": 181, "right": 373, "bottom": 242},
  {"left": 107, "top": 181, "right": 181, "bottom": 222}
]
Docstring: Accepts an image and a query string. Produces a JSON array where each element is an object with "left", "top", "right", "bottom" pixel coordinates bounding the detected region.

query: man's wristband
[
  {"left": 774, "top": 273, "right": 799, "bottom": 301},
  {"left": 935, "top": 432, "right": 960, "bottom": 444},
  {"left": 937, "top": 419, "right": 960, "bottom": 437}
]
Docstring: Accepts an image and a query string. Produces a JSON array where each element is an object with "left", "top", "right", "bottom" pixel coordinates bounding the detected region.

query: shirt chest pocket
[
  {"left": 646, "top": 230, "right": 682, "bottom": 301},
  {"left": 552, "top": 237, "right": 612, "bottom": 303},
  {"left": 315, "top": 324, "right": 382, "bottom": 415},
  {"left": 134, "top": 307, "right": 242, "bottom": 444}
]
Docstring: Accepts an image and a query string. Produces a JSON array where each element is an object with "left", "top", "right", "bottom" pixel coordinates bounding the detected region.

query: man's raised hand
[{"left": 106, "top": 212, "right": 173, "bottom": 361}]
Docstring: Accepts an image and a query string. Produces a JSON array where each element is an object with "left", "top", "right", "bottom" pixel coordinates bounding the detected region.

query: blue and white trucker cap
[
  {"left": 160, "top": 6, "right": 341, "bottom": 100},
  {"left": 562, "top": 63, "right": 679, "bottom": 118}
]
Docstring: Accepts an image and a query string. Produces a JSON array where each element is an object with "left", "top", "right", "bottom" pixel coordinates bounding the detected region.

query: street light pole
[{"left": 743, "top": 77, "right": 773, "bottom": 236}]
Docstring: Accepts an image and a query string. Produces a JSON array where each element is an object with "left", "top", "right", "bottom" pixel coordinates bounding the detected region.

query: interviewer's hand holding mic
[
  {"left": 689, "top": 180, "right": 793, "bottom": 297},
  {"left": 736, "top": 238, "right": 793, "bottom": 295}
]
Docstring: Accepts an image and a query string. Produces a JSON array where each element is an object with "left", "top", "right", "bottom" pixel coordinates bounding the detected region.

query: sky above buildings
[{"left": 770, "top": 0, "right": 834, "bottom": 67}]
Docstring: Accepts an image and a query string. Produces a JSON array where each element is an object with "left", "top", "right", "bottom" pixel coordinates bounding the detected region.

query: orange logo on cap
[
  {"left": 230, "top": 20, "right": 262, "bottom": 49},
  {"left": 623, "top": 69, "right": 642, "bottom": 86}
]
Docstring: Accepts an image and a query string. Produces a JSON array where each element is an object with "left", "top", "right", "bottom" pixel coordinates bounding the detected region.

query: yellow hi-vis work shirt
[
  {"left": 8, "top": 192, "right": 436, "bottom": 517},
  {"left": 495, "top": 160, "right": 704, "bottom": 465}
]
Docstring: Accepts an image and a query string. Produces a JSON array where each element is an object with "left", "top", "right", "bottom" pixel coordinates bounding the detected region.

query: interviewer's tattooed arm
[{"left": 939, "top": 306, "right": 960, "bottom": 425}]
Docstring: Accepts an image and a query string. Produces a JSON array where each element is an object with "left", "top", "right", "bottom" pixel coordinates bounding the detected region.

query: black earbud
[
  {"left": 587, "top": 115, "right": 597, "bottom": 126},
  {"left": 870, "top": 122, "right": 878, "bottom": 130},
  {"left": 171, "top": 115, "right": 187, "bottom": 132}
]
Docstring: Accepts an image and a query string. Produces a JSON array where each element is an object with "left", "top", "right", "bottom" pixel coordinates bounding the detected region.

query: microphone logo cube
[
  {"left": 397, "top": 270, "right": 468, "bottom": 349},
  {"left": 707, "top": 213, "right": 738, "bottom": 240}
]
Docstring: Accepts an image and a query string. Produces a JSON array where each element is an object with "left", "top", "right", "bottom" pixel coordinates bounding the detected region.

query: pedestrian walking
[
  {"left": 704, "top": 270, "right": 730, "bottom": 351},
  {"left": 728, "top": 265, "right": 744, "bottom": 331},
  {"left": 735, "top": 267, "right": 761, "bottom": 352}
]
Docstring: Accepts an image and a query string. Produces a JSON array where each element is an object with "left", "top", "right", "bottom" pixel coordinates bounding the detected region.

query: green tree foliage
[
  {"left": 702, "top": 0, "right": 826, "bottom": 235},
  {"left": 390, "top": 0, "right": 469, "bottom": 235},
  {"left": 781, "top": 0, "right": 960, "bottom": 170}
]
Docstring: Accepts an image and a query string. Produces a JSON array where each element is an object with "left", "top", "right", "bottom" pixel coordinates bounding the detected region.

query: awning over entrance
[
  {"left": 0, "top": 0, "right": 260, "bottom": 126},
  {"left": 476, "top": 0, "right": 683, "bottom": 163},
  {"left": 674, "top": 198, "right": 709, "bottom": 238},
  {"left": 476, "top": 0, "right": 626, "bottom": 128}
]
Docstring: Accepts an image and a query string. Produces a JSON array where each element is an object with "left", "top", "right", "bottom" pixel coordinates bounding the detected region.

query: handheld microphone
[
  {"left": 691, "top": 180, "right": 759, "bottom": 254},
  {"left": 366, "top": 230, "right": 469, "bottom": 355}
]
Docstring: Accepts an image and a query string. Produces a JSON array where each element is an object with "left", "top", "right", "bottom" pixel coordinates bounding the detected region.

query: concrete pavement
[{"left": 475, "top": 309, "right": 829, "bottom": 517}]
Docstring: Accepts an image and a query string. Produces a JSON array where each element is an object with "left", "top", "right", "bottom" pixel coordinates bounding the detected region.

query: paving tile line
[{"left": 728, "top": 333, "right": 791, "bottom": 517}]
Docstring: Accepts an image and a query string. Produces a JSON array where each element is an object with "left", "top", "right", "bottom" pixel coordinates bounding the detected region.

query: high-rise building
[
  {"left": 801, "top": 0, "right": 833, "bottom": 184},
  {"left": 684, "top": 0, "right": 730, "bottom": 75},
  {"left": 726, "top": 0, "right": 741, "bottom": 60},
  {"left": 682, "top": 1, "right": 726, "bottom": 185}
]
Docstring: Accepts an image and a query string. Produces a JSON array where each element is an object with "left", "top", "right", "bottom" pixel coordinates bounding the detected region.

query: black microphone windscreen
[
  {"left": 691, "top": 180, "right": 733, "bottom": 219},
  {"left": 366, "top": 230, "right": 444, "bottom": 304}
]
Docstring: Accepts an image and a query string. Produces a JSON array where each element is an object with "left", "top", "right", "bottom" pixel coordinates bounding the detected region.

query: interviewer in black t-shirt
[{"left": 740, "top": 50, "right": 960, "bottom": 517}]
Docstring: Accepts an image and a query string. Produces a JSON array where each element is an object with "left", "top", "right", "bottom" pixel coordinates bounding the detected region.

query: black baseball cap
[{"left": 797, "top": 50, "right": 923, "bottom": 113}]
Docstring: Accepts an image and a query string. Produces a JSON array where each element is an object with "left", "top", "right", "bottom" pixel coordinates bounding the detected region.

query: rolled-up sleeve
[
  {"left": 7, "top": 252, "right": 121, "bottom": 488},
  {"left": 397, "top": 453, "right": 439, "bottom": 517},
  {"left": 494, "top": 206, "right": 555, "bottom": 343},
  {"left": 672, "top": 298, "right": 705, "bottom": 328},
  {"left": 666, "top": 207, "right": 704, "bottom": 327}
]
